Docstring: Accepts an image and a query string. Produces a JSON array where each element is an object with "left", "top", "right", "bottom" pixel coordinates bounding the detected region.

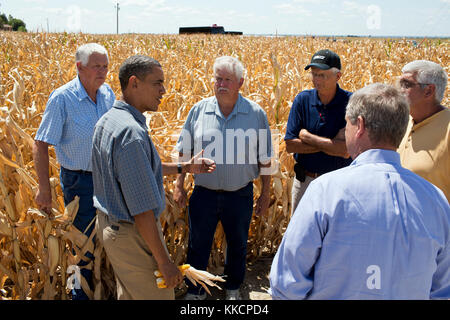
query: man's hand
[
  {"left": 299, "top": 129, "right": 312, "bottom": 141},
  {"left": 158, "top": 261, "right": 183, "bottom": 289},
  {"left": 173, "top": 184, "right": 188, "bottom": 208},
  {"left": 187, "top": 150, "right": 216, "bottom": 174},
  {"left": 255, "top": 191, "right": 270, "bottom": 216},
  {"left": 35, "top": 187, "right": 52, "bottom": 215},
  {"left": 134, "top": 211, "right": 184, "bottom": 289}
]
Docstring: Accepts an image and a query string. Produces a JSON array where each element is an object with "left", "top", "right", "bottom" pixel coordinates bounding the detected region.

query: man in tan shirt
[{"left": 398, "top": 60, "right": 449, "bottom": 202}]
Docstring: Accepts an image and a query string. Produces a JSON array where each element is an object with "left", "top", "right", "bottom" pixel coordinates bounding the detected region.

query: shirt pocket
[
  {"left": 71, "top": 116, "right": 97, "bottom": 139},
  {"left": 194, "top": 120, "right": 224, "bottom": 163}
]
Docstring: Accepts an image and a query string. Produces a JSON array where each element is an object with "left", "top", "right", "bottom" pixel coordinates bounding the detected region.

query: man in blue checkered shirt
[
  {"left": 92, "top": 55, "right": 215, "bottom": 300},
  {"left": 33, "top": 43, "right": 116, "bottom": 299}
]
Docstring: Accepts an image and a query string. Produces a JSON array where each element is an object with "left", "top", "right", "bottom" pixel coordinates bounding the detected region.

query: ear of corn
[
  {"left": 47, "top": 235, "right": 59, "bottom": 276},
  {"left": 0, "top": 32, "right": 448, "bottom": 299},
  {"left": 154, "top": 264, "right": 225, "bottom": 295}
]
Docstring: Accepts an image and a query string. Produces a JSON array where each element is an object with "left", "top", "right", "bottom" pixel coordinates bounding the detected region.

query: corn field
[{"left": 0, "top": 32, "right": 448, "bottom": 300}]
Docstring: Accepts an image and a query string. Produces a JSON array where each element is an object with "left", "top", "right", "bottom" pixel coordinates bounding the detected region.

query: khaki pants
[
  {"left": 96, "top": 210, "right": 174, "bottom": 300},
  {"left": 291, "top": 176, "right": 315, "bottom": 216}
]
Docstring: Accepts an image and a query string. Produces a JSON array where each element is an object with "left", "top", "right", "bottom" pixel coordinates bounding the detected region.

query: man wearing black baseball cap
[
  {"left": 304, "top": 49, "right": 342, "bottom": 70},
  {"left": 285, "top": 49, "right": 353, "bottom": 215}
]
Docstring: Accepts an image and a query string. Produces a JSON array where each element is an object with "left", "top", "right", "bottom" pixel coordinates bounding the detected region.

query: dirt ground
[{"left": 176, "top": 256, "right": 273, "bottom": 300}]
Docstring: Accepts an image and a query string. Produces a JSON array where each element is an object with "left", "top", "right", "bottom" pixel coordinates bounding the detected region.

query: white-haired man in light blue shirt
[
  {"left": 174, "top": 56, "right": 273, "bottom": 300},
  {"left": 33, "top": 43, "right": 116, "bottom": 300}
]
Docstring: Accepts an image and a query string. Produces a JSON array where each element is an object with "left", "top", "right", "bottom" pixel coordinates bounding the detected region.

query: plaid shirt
[
  {"left": 35, "top": 77, "right": 116, "bottom": 171},
  {"left": 176, "top": 94, "right": 272, "bottom": 191},
  {"left": 92, "top": 100, "right": 166, "bottom": 222}
]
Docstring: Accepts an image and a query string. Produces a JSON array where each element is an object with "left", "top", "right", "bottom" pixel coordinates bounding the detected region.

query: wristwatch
[{"left": 177, "top": 163, "right": 182, "bottom": 174}]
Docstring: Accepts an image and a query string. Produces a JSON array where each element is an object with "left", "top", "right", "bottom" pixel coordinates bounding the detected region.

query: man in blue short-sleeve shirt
[
  {"left": 33, "top": 43, "right": 115, "bottom": 300},
  {"left": 285, "top": 49, "right": 352, "bottom": 215}
]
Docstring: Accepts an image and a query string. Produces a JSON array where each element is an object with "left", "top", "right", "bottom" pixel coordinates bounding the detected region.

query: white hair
[
  {"left": 213, "top": 56, "right": 246, "bottom": 80},
  {"left": 402, "top": 60, "right": 448, "bottom": 104},
  {"left": 75, "top": 43, "right": 109, "bottom": 66}
]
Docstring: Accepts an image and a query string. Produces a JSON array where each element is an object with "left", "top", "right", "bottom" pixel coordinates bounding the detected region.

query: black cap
[{"left": 305, "top": 49, "right": 341, "bottom": 71}]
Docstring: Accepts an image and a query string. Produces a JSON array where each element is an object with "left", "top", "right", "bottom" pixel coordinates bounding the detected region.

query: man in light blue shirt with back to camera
[{"left": 269, "top": 83, "right": 450, "bottom": 300}]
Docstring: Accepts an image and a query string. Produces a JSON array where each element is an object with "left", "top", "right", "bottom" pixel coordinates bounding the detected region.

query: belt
[
  {"left": 199, "top": 182, "right": 252, "bottom": 193},
  {"left": 96, "top": 209, "right": 133, "bottom": 229},
  {"left": 62, "top": 167, "right": 92, "bottom": 175}
]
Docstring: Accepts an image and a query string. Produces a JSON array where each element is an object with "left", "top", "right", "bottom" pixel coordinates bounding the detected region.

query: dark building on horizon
[{"left": 179, "top": 24, "right": 242, "bottom": 35}]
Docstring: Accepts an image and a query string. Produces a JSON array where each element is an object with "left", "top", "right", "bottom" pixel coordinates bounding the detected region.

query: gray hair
[
  {"left": 330, "top": 67, "right": 341, "bottom": 74},
  {"left": 119, "top": 55, "right": 162, "bottom": 91},
  {"left": 75, "top": 43, "right": 109, "bottom": 66},
  {"left": 402, "top": 60, "right": 448, "bottom": 104},
  {"left": 213, "top": 56, "right": 246, "bottom": 80},
  {"left": 346, "top": 83, "right": 410, "bottom": 148}
]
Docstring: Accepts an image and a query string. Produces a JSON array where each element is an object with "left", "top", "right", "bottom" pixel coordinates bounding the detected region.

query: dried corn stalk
[{"left": 0, "top": 31, "right": 448, "bottom": 299}]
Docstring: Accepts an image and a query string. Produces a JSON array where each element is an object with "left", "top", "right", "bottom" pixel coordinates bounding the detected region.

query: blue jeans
[
  {"left": 60, "top": 167, "right": 96, "bottom": 300},
  {"left": 186, "top": 183, "right": 254, "bottom": 294}
]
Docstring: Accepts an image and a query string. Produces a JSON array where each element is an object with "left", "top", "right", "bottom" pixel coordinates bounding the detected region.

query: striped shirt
[
  {"left": 176, "top": 94, "right": 272, "bottom": 191},
  {"left": 92, "top": 100, "right": 166, "bottom": 222},
  {"left": 35, "top": 76, "right": 116, "bottom": 171}
]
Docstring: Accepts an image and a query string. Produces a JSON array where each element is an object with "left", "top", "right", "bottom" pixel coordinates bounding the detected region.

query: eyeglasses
[
  {"left": 398, "top": 79, "right": 430, "bottom": 89},
  {"left": 309, "top": 72, "right": 331, "bottom": 80}
]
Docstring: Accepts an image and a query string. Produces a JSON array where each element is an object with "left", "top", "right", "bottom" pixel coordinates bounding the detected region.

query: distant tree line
[{"left": 0, "top": 12, "right": 27, "bottom": 32}]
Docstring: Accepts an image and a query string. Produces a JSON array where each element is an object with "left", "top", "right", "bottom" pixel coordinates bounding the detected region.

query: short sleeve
[
  {"left": 35, "top": 93, "right": 66, "bottom": 146},
  {"left": 258, "top": 110, "right": 273, "bottom": 164},
  {"left": 115, "top": 140, "right": 164, "bottom": 217},
  {"left": 176, "top": 107, "right": 195, "bottom": 159},
  {"left": 284, "top": 96, "right": 303, "bottom": 141}
]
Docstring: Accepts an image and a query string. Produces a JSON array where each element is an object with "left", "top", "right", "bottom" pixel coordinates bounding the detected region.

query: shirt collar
[
  {"left": 206, "top": 94, "right": 249, "bottom": 118},
  {"left": 311, "top": 84, "right": 343, "bottom": 106},
  {"left": 73, "top": 76, "right": 90, "bottom": 101},
  {"left": 113, "top": 100, "right": 148, "bottom": 128},
  {"left": 73, "top": 76, "right": 107, "bottom": 102},
  {"left": 411, "top": 108, "right": 448, "bottom": 130},
  {"left": 351, "top": 149, "right": 401, "bottom": 167}
]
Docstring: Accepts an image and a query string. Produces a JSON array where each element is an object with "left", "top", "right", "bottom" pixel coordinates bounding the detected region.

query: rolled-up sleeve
[
  {"left": 115, "top": 140, "right": 164, "bottom": 217},
  {"left": 269, "top": 181, "right": 325, "bottom": 299}
]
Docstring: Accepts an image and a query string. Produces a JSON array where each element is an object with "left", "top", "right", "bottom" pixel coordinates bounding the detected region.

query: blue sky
[{"left": 1, "top": 0, "right": 449, "bottom": 37}]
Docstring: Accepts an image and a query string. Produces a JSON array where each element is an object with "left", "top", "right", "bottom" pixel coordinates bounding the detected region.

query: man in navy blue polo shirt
[{"left": 285, "top": 49, "right": 352, "bottom": 214}]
